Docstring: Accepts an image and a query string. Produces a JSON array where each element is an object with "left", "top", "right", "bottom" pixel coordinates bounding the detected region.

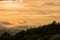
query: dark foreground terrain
[{"left": 0, "top": 21, "right": 60, "bottom": 40}]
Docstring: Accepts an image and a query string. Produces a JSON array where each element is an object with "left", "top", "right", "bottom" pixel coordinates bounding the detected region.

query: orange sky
[{"left": 0, "top": 0, "right": 60, "bottom": 29}]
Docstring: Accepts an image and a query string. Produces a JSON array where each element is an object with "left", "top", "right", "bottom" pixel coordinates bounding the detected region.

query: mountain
[{"left": 0, "top": 21, "right": 36, "bottom": 35}]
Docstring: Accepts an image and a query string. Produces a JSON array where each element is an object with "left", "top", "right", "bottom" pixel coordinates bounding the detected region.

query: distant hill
[
  {"left": 0, "top": 21, "right": 36, "bottom": 35},
  {"left": 0, "top": 21, "right": 60, "bottom": 40}
]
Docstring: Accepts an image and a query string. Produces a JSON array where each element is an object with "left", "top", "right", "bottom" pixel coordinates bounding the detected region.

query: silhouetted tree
[
  {"left": 15, "top": 30, "right": 26, "bottom": 40},
  {"left": 15, "top": 21, "right": 60, "bottom": 40},
  {"left": 0, "top": 32, "right": 15, "bottom": 40},
  {"left": 0, "top": 21, "right": 60, "bottom": 40}
]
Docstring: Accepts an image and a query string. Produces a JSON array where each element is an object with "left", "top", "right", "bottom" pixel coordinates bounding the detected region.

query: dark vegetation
[{"left": 0, "top": 21, "right": 60, "bottom": 40}]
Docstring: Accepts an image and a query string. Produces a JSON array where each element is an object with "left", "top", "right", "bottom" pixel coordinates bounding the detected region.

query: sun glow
[{"left": 0, "top": 0, "right": 24, "bottom": 9}]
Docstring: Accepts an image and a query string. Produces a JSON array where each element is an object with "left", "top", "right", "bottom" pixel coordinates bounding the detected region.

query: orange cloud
[{"left": 0, "top": 0, "right": 60, "bottom": 28}]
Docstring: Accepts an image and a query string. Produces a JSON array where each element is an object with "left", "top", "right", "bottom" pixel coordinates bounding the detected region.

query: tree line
[{"left": 0, "top": 21, "right": 60, "bottom": 40}]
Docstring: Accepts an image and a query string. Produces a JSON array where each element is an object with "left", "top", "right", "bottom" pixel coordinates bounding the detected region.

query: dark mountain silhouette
[
  {"left": 0, "top": 32, "right": 15, "bottom": 40},
  {"left": 15, "top": 21, "right": 60, "bottom": 40},
  {"left": 0, "top": 21, "right": 60, "bottom": 40}
]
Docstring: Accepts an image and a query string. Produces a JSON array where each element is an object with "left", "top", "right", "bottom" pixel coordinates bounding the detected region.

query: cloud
[
  {"left": 0, "top": 0, "right": 60, "bottom": 27},
  {"left": 44, "top": 2, "right": 60, "bottom": 6},
  {"left": 0, "top": 0, "right": 15, "bottom": 1},
  {"left": 0, "top": 22, "right": 11, "bottom": 25}
]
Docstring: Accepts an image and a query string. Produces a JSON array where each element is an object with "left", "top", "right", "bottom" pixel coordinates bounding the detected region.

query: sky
[{"left": 0, "top": 0, "right": 60, "bottom": 28}]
